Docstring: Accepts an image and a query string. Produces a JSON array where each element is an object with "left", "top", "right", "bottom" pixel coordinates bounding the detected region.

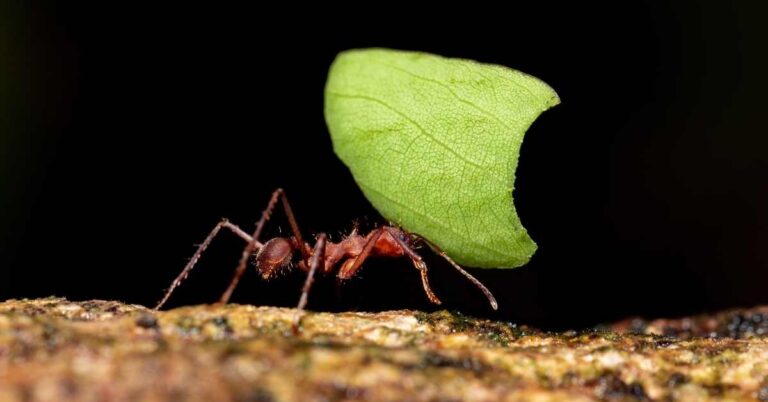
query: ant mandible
[{"left": 154, "top": 188, "right": 497, "bottom": 331}]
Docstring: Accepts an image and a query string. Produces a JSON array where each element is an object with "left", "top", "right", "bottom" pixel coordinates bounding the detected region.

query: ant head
[{"left": 255, "top": 237, "right": 294, "bottom": 279}]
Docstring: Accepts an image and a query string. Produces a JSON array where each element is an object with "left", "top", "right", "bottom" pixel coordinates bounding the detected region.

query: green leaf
[{"left": 324, "top": 49, "right": 559, "bottom": 268}]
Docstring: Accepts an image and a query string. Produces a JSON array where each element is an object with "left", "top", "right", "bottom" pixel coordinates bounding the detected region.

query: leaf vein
[
  {"left": 328, "top": 91, "right": 489, "bottom": 172},
  {"left": 372, "top": 61, "right": 514, "bottom": 130}
]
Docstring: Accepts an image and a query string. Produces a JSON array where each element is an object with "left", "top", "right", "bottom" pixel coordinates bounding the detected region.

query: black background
[{"left": 1, "top": 2, "right": 766, "bottom": 329}]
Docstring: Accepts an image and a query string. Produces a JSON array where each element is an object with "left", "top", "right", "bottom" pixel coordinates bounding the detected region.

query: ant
[{"left": 155, "top": 188, "right": 497, "bottom": 332}]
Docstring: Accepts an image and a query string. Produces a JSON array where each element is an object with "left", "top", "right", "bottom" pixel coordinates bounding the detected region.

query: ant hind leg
[
  {"left": 382, "top": 227, "right": 442, "bottom": 305},
  {"left": 410, "top": 233, "right": 498, "bottom": 310}
]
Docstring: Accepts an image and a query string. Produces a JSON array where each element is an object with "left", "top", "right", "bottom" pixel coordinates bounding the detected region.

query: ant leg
[
  {"left": 382, "top": 227, "right": 442, "bottom": 305},
  {"left": 292, "top": 233, "right": 327, "bottom": 334},
  {"left": 218, "top": 188, "right": 311, "bottom": 304},
  {"left": 276, "top": 190, "right": 311, "bottom": 265},
  {"left": 409, "top": 233, "right": 498, "bottom": 310},
  {"left": 336, "top": 227, "right": 441, "bottom": 305},
  {"left": 337, "top": 228, "right": 385, "bottom": 279},
  {"left": 219, "top": 188, "right": 284, "bottom": 304},
  {"left": 154, "top": 219, "right": 262, "bottom": 310}
]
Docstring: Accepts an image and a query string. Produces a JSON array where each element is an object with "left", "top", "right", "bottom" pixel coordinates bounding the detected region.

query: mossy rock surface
[{"left": 0, "top": 298, "right": 767, "bottom": 401}]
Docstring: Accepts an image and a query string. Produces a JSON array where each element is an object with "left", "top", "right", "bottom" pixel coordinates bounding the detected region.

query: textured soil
[{"left": 0, "top": 298, "right": 767, "bottom": 401}]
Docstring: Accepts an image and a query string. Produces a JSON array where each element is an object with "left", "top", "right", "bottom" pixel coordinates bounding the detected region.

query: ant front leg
[
  {"left": 156, "top": 188, "right": 314, "bottom": 309},
  {"left": 292, "top": 233, "right": 327, "bottom": 334},
  {"left": 219, "top": 188, "right": 311, "bottom": 304},
  {"left": 154, "top": 219, "right": 260, "bottom": 310}
]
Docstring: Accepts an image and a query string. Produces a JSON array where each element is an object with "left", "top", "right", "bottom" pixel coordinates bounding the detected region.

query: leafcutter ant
[{"left": 154, "top": 188, "right": 497, "bottom": 332}]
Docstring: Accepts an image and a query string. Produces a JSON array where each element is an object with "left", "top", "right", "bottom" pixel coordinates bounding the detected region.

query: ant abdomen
[{"left": 255, "top": 237, "right": 294, "bottom": 279}]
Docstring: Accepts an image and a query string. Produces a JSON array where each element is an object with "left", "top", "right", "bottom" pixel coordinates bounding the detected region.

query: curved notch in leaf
[{"left": 325, "top": 49, "right": 559, "bottom": 268}]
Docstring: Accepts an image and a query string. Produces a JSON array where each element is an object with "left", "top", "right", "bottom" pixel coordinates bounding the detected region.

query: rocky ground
[{"left": 0, "top": 298, "right": 767, "bottom": 401}]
